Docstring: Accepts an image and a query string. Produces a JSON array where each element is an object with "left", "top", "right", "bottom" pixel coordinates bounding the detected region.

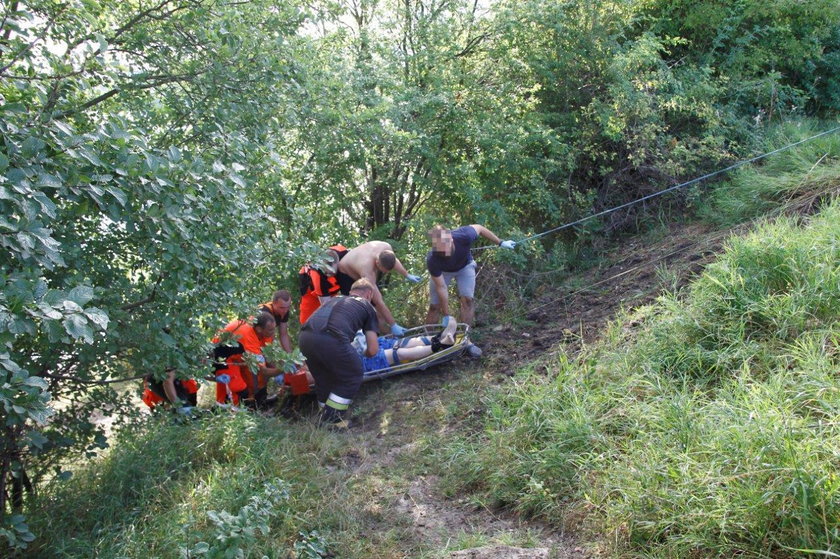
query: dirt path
[
  {"left": 337, "top": 219, "right": 743, "bottom": 558},
  {"left": 296, "top": 187, "right": 839, "bottom": 558}
]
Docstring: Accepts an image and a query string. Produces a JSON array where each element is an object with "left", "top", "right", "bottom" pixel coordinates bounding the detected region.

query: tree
[{"left": 0, "top": 0, "right": 309, "bottom": 546}]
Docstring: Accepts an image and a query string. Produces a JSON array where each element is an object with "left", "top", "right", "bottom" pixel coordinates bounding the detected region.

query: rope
[
  {"left": 473, "top": 124, "right": 840, "bottom": 250},
  {"left": 523, "top": 180, "right": 840, "bottom": 317}
]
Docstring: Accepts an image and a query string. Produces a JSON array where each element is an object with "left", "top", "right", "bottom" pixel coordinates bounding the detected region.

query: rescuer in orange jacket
[
  {"left": 259, "top": 289, "right": 293, "bottom": 352},
  {"left": 141, "top": 369, "right": 199, "bottom": 413},
  {"left": 298, "top": 245, "right": 346, "bottom": 324},
  {"left": 212, "top": 312, "right": 284, "bottom": 408}
]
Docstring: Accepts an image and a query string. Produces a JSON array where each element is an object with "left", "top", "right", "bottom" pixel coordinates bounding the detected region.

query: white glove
[{"left": 351, "top": 330, "right": 368, "bottom": 355}]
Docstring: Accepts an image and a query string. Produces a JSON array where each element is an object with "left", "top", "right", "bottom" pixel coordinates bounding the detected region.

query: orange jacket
[
  {"left": 141, "top": 378, "right": 198, "bottom": 408},
  {"left": 212, "top": 319, "right": 272, "bottom": 403}
]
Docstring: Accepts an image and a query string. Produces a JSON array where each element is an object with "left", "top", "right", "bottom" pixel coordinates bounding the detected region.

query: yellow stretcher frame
[{"left": 361, "top": 323, "right": 471, "bottom": 382}]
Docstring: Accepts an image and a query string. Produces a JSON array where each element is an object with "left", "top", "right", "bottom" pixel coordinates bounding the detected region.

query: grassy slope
[
  {"left": 20, "top": 122, "right": 840, "bottom": 558},
  {"left": 439, "top": 124, "right": 840, "bottom": 557}
]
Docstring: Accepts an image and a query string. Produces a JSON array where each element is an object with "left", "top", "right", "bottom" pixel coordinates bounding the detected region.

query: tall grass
[
  {"left": 700, "top": 120, "right": 840, "bottom": 225},
  {"left": 23, "top": 412, "right": 400, "bottom": 558},
  {"left": 440, "top": 199, "right": 840, "bottom": 556}
]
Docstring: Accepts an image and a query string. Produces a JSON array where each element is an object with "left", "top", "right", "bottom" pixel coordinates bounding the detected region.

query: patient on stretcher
[{"left": 353, "top": 316, "right": 459, "bottom": 372}]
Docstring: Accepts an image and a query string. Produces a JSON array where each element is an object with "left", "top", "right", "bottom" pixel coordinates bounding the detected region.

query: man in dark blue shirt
[{"left": 425, "top": 224, "right": 515, "bottom": 326}]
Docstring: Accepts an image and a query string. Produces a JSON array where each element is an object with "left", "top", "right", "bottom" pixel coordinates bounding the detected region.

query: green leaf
[
  {"left": 230, "top": 173, "right": 246, "bottom": 188},
  {"left": 35, "top": 173, "right": 62, "bottom": 189},
  {"left": 21, "top": 137, "right": 45, "bottom": 158},
  {"left": 107, "top": 186, "right": 127, "bottom": 206},
  {"left": 23, "top": 376, "right": 48, "bottom": 389},
  {"left": 63, "top": 314, "right": 93, "bottom": 343},
  {"left": 52, "top": 121, "right": 75, "bottom": 136},
  {"left": 35, "top": 303, "right": 62, "bottom": 320},
  {"left": 25, "top": 430, "right": 48, "bottom": 449},
  {"left": 78, "top": 147, "right": 103, "bottom": 167},
  {"left": 83, "top": 307, "right": 109, "bottom": 329},
  {"left": 67, "top": 286, "right": 95, "bottom": 306},
  {"left": 95, "top": 33, "right": 108, "bottom": 54}
]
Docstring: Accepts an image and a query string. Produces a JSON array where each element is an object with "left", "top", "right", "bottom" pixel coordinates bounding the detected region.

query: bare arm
[
  {"left": 471, "top": 224, "right": 502, "bottom": 246},
  {"left": 162, "top": 370, "right": 179, "bottom": 404},
  {"left": 430, "top": 275, "right": 449, "bottom": 316},
  {"left": 393, "top": 257, "right": 409, "bottom": 278},
  {"left": 362, "top": 271, "right": 397, "bottom": 326},
  {"left": 370, "top": 284, "right": 396, "bottom": 326},
  {"left": 364, "top": 330, "right": 379, "bottom": 357},
  {"left": 258, "top": 363, "right": 284, "bottom": 378},
  {"left": 278, "top": 322, "right": 292, "bottom": 353}
]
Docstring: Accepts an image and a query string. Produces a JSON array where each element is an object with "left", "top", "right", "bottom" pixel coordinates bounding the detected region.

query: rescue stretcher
[
  {"left": 362, "top": 322, "right": 472, "bottom": 382},
  {"left": 284, "top": 323, "right": 472, "bottom": 394}
]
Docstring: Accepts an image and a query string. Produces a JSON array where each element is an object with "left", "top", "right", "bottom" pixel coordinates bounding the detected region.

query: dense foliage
[{"left": 1, "top": 0, "right": 838, "bottom": 551}]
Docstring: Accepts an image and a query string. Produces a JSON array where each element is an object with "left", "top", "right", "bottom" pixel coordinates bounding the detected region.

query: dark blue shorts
[{"left": 362, "top": 337, "right": 397, "bottom": 372}]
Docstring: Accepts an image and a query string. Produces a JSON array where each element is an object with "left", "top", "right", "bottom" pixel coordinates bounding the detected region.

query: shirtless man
[{"left": 336, "top": 240, "right": 421, "bottom": 336}]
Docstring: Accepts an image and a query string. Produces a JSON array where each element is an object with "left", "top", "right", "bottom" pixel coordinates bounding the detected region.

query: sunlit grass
[
  {"left": 440, "top": 198, "right": 840, "bottom": 556},
  {"left": 701, "top": 119, "right": 840, "bottom": 225}
]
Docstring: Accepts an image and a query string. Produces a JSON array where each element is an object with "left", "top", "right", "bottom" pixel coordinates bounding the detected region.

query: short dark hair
[
  {"left": 272, "top": 289, "right": 291, "bottom": 303},
  {"left": 428, "top": 225, "right": 449, "bottom": 239},
  {"left": 378, "top": 250, "right": 396, "bottom": 271},
  {"left": 349, "top": 278, "right": 375, "bottom": 297},
  {"left": 254, "top": 312, "right": 276, "bottom": 330}
]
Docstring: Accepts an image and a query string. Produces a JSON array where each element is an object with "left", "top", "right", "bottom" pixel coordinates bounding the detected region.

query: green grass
[
  {"left": 700, "top": 120, "right": 840, "bottom": 225},
  {"left": 24, "top": 411, "right": 410, "bottom": 558},
  {"left": 16, "top": 120, "right": 840, "bottom": 559},
  {"left": 439, "top": 199, "right": 840, "bottom": 557}
]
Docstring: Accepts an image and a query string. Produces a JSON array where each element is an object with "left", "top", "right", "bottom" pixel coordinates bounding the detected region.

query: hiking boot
[
  {"left": 319, "top": 406, "right": 350, "bottom": 430},
  {"left": 326, "top": 417, "right": 351, "bottom": 431},
  {"left": 466, "top": 342, "right": 483, "bottom": 359},
  {"left": 278, "top": 395, "right": 298, "bottom": 419}
]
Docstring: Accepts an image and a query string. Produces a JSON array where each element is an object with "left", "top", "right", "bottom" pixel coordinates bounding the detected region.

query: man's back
[
  {"left": 303, "top": 296, "right": 379, "bottom": 343},
  {"left": 338, "top": 241, "right": 392, "bottom": 280}
]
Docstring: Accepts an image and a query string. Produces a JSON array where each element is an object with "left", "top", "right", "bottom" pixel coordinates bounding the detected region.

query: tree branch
[
  {"left": 120, "top": 273, "right": 165, "bottom": 311},
  {"left": 41, "top": 372, "right": 148, "bottom": 385}
]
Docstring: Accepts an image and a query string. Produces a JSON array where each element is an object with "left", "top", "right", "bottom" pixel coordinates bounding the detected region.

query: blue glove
[
  {"left": 217, "top": 374, "right": 231, "bottom": 385},
  {"left": 176, "top": 406, "right": 194, "bottom": 415},
  {"left": 441, "top": 315, "right": 451, "bottom": 327},
  {"left": 499, "top": 240, "right": 516, "bottom": 250},
  {"left": 406, "top": 273, "right": 421, "bottom": 283},
  {"left": 390, "top": 323, "right": 407, "bottom": 336}
]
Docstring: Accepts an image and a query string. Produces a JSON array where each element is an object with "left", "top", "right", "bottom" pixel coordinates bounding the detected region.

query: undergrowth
[
  {"left": 439, "top": 198, "right": 840, "bottom": 557},
  {"left": 700, "top": 120, "right": 840, "bottom": 225},
  {"left": 23, "top": 412, "right": 392, "bottom": 558}
]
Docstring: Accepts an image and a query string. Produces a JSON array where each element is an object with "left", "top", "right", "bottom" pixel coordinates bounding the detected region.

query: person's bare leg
[
  {"left": 425, "top": 304, "right": 441, "bottom": 325},
  {"left": 384, "top": 345, "right": 433, "bottom": 365},
  {"left": 397, "top": 337, "right": 427, "bottom": 349},
  {"left": 459, "top": 296, "right": 475, "bottom": 326}
]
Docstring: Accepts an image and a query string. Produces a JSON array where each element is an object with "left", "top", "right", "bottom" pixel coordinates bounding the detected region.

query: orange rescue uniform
[
  {"left": 298, "top": 266, "right": 341, "bottom": 324},
  {"left": 213, "top": 319, "right": 273, "bottom": 405},
  {"left": 142, "top": 377, "right": 198, "bottom": 408}
]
